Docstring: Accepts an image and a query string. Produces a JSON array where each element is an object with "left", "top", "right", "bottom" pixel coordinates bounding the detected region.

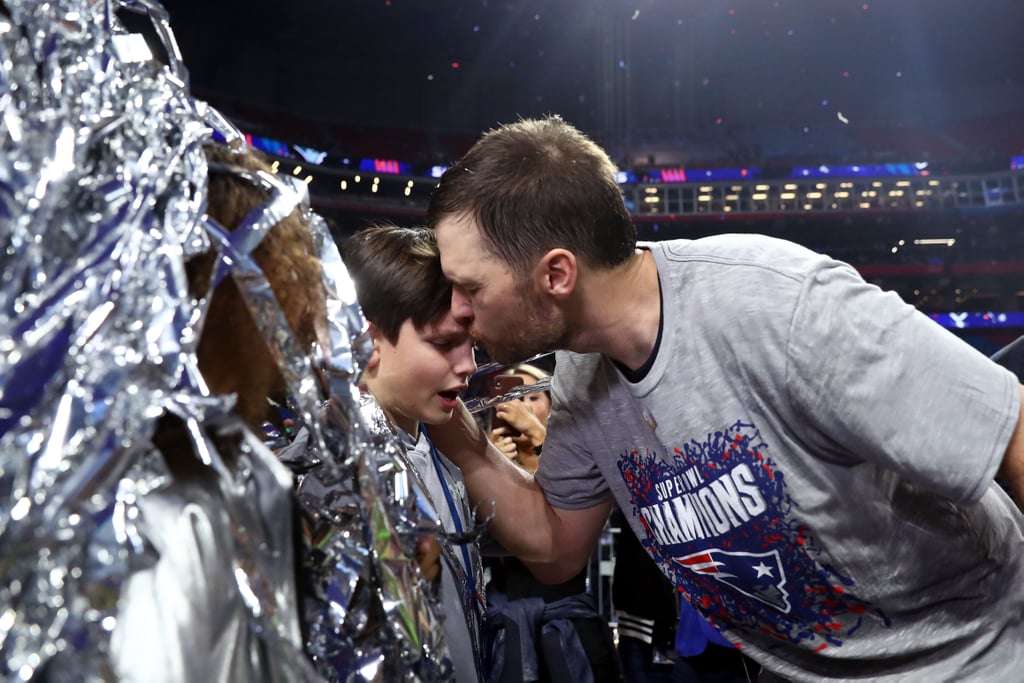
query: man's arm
[
  {"left": 997, "top": 385, "right": 1024, "bottom": 510},
  {"left": 427, "top": 401, "right": 612, "bottom": 583}
]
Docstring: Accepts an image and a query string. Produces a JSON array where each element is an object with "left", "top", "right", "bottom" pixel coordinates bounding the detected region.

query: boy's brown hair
[{"left": 343, "top": 224, "right": 451, "bottom": 343}]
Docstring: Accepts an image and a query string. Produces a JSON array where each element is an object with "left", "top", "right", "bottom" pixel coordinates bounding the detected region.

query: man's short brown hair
[
  {"left": 343, "top": 224, "right": 451, "bottom": 343},
  {"left": 427, "top": 116, "right": 636, "bottom": 279}
]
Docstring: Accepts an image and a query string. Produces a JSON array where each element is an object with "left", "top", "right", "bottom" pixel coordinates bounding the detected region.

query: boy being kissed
[{"left": 344, "top": 224, "right": 484, "bottom": 683}]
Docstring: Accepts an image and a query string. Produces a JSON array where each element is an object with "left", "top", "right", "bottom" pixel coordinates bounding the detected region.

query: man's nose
[{"left": 450, "top": 288, "right": 474, "bottom": 325}]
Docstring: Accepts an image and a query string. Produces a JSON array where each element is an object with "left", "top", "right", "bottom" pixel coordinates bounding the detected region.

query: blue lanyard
[{"left": 422, "top": 426, "right": 477, "bottom": 600}]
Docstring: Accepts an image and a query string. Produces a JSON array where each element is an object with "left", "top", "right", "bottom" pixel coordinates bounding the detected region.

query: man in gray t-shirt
[
  {"left": 426, "top": 117, "right": 1024, "bottom": 681},
  {"left": 538, "top": 237, "right": 1024, "bottom": 681}
]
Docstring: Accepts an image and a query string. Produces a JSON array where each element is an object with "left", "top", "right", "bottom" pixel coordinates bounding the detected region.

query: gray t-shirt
[{"left": 536, "top": 235, "right": 1024, "bottom": 682}]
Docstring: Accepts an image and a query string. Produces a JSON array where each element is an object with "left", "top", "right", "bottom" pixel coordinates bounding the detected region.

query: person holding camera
[{"left": 489, "top": 364, "right": 551, "bottom": 472}]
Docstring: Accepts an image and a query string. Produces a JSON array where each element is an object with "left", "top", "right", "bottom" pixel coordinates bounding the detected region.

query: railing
[
  {"left": 274, "top": 152, "right": 1024, "bottom": 220},
  {"left": 625, "top": 170, "right": 1024, "bottom": 217}
]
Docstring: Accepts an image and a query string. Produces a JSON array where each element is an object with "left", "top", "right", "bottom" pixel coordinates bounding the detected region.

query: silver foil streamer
[
  {"left": 0, "top": 1, "right": 451, "bottom": 681},
  {"left": 278, "top": 179, "right": 454, "bottom": 681},
  {"left": 461, "top": 375, "right": 552, "bottom": 414},
  {"left": 461, "top": 353, "right": 554, "bottom": 414}
]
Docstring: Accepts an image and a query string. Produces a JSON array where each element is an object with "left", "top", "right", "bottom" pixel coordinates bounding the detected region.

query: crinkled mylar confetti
[{"left": 0, "top": 1, "right": 451, "bottom": 680}]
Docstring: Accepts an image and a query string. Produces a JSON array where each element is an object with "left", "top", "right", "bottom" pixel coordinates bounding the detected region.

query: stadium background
[{"left": 156, "top": 0, "right": 1024, "bottom": 355}]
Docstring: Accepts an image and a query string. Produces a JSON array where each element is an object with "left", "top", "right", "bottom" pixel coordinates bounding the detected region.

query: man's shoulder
[
  {"left": 646, "top": 234, "right": 835, "bottom": 281},
  {"left": 553, "top": 350, "right": 606, "bottom": 380},
  {"left": 550, "top": 351, "right": 615, "bottom": 405}
]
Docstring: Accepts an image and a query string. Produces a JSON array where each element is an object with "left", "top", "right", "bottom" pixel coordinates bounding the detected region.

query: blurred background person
[{"left": 489, "top": 363, "right": 550, "bottom": 473}]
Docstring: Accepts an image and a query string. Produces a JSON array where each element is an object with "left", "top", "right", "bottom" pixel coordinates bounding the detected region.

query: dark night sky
[{"left": 159, "top": 0, "right": 1024, "bottom": 144}]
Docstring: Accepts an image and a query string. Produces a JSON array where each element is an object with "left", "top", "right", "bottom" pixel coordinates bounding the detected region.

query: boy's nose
[{"left": 453, "top": 343, "right": 477, "bottom": 378}]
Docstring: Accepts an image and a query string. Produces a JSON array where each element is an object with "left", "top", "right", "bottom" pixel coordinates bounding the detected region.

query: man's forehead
[
  {"left": 435, "top": 213, "right": 481, "bottom": 252},
  {"left": 436, "top": 211, "right": 507, "bottom": 278},
  {"left": 435, "top": 216, "right": 486, "bottom": 278}
]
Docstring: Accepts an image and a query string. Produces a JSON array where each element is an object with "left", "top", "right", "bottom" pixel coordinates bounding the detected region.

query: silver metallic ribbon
[{"left": 0, "top": 1, "right": 452, "bottom": 680}]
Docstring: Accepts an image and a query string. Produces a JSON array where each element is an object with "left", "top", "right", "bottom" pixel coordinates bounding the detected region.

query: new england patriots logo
[{"left": 675, "top": 549, "right": 791, "bottom": 613}]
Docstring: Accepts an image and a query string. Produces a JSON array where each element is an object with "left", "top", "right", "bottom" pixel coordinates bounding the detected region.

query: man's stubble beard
[{"left": 486, "top": 293, "right": 569, "bottom": 365}]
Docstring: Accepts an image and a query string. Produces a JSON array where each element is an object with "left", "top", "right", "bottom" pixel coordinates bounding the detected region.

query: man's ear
[{"left": 536, "top": 248, "right": 577, "bottom": 300}]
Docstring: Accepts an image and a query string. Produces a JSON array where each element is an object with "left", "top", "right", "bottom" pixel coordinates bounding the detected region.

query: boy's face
[{"left": 368, "top": 310, "right": 476, "bottom": 434}]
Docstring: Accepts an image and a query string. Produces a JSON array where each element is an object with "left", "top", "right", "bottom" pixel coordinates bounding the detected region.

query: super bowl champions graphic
[{"left": 617, "top": 420, "right": 891, "bottom": 651}]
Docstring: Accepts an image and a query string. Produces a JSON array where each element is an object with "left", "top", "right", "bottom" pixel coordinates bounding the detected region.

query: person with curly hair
[{"left": 187, "top": 144, "right": 327, "bottom": 432}]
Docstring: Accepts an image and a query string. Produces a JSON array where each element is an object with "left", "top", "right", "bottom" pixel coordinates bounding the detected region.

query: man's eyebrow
[
  {"left": 439, "top": 268, "right": 463, "bottom": 284},
  {"left": 446, "top": 274, "right": 478, "bottom": 289}
]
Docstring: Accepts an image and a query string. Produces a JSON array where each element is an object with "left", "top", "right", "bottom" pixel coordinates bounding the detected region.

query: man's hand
[{"left": 426, "top": 400, "right": 613, "bottom": 583}]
